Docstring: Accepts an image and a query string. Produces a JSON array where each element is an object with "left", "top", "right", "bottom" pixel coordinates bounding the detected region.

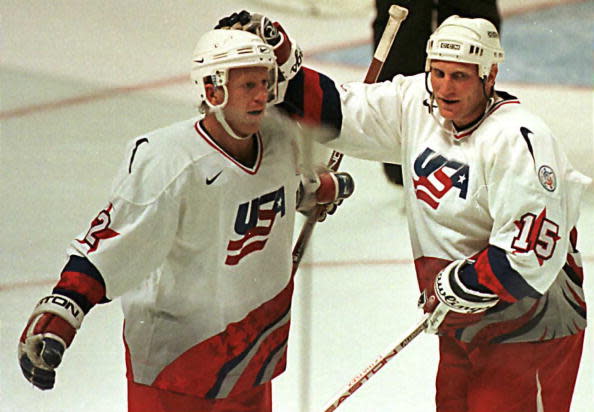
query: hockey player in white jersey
[
  {"left": 18, "top": 27, "right": 353, "bottom": 412},
  {"left": 221, "top": 11, "right": 592, "bottom": 412}
]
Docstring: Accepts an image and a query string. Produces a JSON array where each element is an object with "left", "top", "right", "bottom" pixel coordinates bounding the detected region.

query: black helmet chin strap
[{"left": 424, "top": 72, "right": 436, "bottom": 114}]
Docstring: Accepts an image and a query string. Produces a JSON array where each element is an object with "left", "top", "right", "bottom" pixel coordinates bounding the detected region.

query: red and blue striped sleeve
[
  {"left": 279, "top": 67, "right": 342, "bottom": 133},
  {"left": 460, "top": 246, "right": 542, "bottom": 303},
  {"left": 53, "top": 255, "right": 108, "bottom": 313}
]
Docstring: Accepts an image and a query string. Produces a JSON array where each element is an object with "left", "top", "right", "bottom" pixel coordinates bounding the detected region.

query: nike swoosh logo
[
  {"left": 128, "top": 137, "right": 149, "bottom": 173},
  {"left": 206, "top": 170, "right": 223, "bottom": 185},
  {"left": 520, "top": 126, "right": 535, "bottom": 162}
]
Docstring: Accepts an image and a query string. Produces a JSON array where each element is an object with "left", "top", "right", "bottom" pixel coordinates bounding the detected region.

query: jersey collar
[
  {"left": 194, "top": 120, "right": 263, "bottom": 175},
  {"left": 452, "top": 91, "right": 520, "bottom": 140}
]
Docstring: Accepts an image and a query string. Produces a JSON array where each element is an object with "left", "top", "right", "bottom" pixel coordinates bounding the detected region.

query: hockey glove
[
  {"left": 19, "top": 256, "right": 106, "bottom": 390},
  {"left": 215, "top": 11, "right": 303, "bottom": 82},
  {"left": 19, "top": 294, "right": 84, "bottom": 389},
  {"left": 297, "top": 171, "right": 354, "bottom": 222},
  {"left": 419, "top": 260, "right": 499, "bottom": 335}
]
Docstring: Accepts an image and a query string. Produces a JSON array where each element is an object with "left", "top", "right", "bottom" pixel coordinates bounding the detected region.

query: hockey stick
[
  {"left": 289, "top": 5, "right": 409, "bottom": 410},
  {"left": 291, "top": 4, "right": 409, "bottom": 273},
  {"left": 322, "top": 313, "right": 430, "bottom": 411}
]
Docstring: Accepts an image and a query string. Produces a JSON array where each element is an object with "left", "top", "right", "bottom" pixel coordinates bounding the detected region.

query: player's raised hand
[
  {"left": 215, "top": 10, "right": 302, "bottom": 81},
  {"left": 18, "top": 294, "right": 84, "bottom": 389},
  {"left": 216, "top": 11, "right": 281, "bottom": 46}
]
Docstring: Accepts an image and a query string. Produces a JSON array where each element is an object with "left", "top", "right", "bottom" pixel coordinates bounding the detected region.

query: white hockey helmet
[
  {"left": 425, "top": 15, "right": 504, "bottom": 78},
  {"left": 190, "top": 29, "right": 278, "bottom": 112}
]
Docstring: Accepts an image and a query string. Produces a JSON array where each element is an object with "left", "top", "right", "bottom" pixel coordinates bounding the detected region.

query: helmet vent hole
[{"left": 237, "top": 46, "right": 253, "bottom": 55}]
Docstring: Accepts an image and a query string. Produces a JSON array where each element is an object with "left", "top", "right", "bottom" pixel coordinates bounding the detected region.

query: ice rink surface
[{"left": 1, "top": 1, "right": 592, "bottom": 411}]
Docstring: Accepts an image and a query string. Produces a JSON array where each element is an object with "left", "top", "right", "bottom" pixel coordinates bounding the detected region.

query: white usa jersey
[
  {"left": 68, "top": 109, "right": 300, "bottom": 398},
  {"left": 303, "top": 72, "right": 591, "bottom": 344}
]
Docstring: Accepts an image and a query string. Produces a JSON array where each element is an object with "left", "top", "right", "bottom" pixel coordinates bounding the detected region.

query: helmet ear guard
[
  {"left": 200, "top": 71, "right": 229, "bottom": 110},
  {"left": 425, "top": 15, "right": 504, "bottom": 79}
]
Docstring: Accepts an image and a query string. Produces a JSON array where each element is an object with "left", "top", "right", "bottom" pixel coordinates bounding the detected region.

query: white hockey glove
[
  {"left": 297, "top": 170, "right": 354, "bottom": 222},
  {"left": 215, "top": 10, "right": 303, "bottom": 100},
  {"left": 18, "top": 294, "right": 85, "bottom": 389},
  {"left": 419, "top": 260, "right": 499, "bottom": 335}
]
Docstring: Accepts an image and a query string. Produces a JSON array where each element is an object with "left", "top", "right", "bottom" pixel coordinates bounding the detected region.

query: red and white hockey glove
[
  {"left": 419, "top": 260, "right": 499, "bottom": 335},
  {"left": 18, "top": 294, "right": 84, "bottom": 389},
  {"left": 18, "top": 256, "right": 106, "bottom": 390},
  {"left": 215, "top": 11, "right": 303, "bottom": 84},
  {"left": 297, "top": 170, "right": 354, "bottom": 222}
]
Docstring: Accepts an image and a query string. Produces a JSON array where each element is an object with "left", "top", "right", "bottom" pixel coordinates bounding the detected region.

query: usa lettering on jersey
[
  {"left": 413, "top": 147, "right": 469, "bottom": 209},
  {"left": 225, "top": 186, "right": 286, "bottom": 265}
]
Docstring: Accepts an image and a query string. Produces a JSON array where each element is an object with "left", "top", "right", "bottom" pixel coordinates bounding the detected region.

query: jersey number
[
  {"left": 512, "top": 210, "right": 560, "bottom": 265},
  {"left": 77, "top": 204, "right": 120, "bottom": 253}
]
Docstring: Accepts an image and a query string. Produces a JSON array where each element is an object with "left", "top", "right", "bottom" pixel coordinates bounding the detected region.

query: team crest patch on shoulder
[{"left": 538, "top": 165, "right": 556, "bottom": 192}]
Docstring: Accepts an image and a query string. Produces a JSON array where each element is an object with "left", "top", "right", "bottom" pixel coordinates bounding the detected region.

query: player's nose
[{"left": 254, "top": 86, "right": 268, "bottom": 104}]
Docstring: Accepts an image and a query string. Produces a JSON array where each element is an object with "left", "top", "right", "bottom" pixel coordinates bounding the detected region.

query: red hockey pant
[
  {"left": 127, "top": 380, "right": 272, "bottom": 412},
  {"left": 436, "top": 331, "right": 584, "bottom": 412}
]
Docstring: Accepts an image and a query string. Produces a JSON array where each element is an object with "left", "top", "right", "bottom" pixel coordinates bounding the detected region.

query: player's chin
[
  {"left": 436, "top": 102, "right": 459, "bottom": 120},
  {"left": 246, "top": 110, "right": 265, "bottom": 125}
]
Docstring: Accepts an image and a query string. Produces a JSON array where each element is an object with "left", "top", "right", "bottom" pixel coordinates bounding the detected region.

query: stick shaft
[
  {"left": 317, "top": 6, "right": 414, "bottom": 411},
  {"left": 333, "top": 5, "right": 408, "bottom": 169},
  {"left": 291, "top": 7, "right": 409, "bottom": 411},
  {"left": 322, "top": 314, "right": 429, "bottom": 412},
  {"left": 291, "top": 5, "right": 409, "bottom": 271}
]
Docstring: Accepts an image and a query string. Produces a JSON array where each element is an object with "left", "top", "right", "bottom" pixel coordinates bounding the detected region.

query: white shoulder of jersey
[
  {"left": 111, "top": 116, "right": 212, "bottom": 205},
  {"left": 325, "top": 73, "right": 423, "bottom": 163},
  {"left": 338, "top": 73, "right": 422, "bottom": 111},
  {"left": 480, "top": 103, "right": 590, "bottom": 189},
  {"left": 478, "top": 102, "right": 590, "bottom": 286}
]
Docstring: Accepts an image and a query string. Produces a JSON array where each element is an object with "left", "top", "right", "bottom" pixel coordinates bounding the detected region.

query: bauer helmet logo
[{"left": 487, "top": 31, "right": 498, "bottom": 38}]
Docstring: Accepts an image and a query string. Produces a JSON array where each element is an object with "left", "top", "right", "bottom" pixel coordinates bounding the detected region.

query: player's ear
[
  {"left": 486, "top": 64, "right": 498, "bottom": 90},
  {"left": 205, "top": 83, "right": 225, "bottom": 105}
]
